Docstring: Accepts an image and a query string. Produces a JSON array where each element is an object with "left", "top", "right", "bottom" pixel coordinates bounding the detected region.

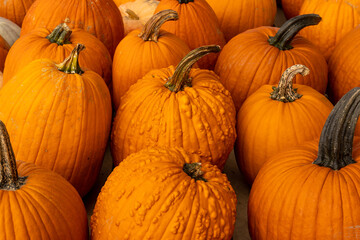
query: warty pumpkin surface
[
  {"left": 235, "top": 65, "right": 333, "bottom": 184},
  {"left": 3, "top": 23, "right": 112, "bottom": 87},
  {"left": 0, "top": 17, "right": 21, "bottom": 47},
  {"left": 248, "top": 87, "right": 360, "bottom": 240},
  {"left": 0, "top": 120, "right": 88, "bottom": 240},
  {"left": 215, "top": 14, "right": 328, "bottom": 111},
  {"left": 20, "top": 0, "right": 124, "bottom": 57},
  {"left": 91, "top": 147, "right": 237, "bottom": 240},
  {"left": 0, "top": 0, "right": 35, "bottom": 27},
  {"left": 154, "top": 0, "right": 226, "bottom": 70},
  {"left": 111, "top": 45, "right": 237, "bottom": 170},
  {"left": 0, "top": 44, "right": 112, "bottom": 197}
]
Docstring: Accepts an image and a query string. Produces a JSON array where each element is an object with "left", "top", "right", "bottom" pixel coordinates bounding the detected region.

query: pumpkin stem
[
  {"left": 313, "top": 88, "right": 360, "bottom": 170},
  {"left": 268, "top": 14, "right": 321, "bottom": 50},
  {"left": 126, "top": 9, "right": 140, "bottom": 20},
  {"left": 0, "top": 121, "right": 27, "bottom": 190},
  {"left": 46, "top": 23, "right": 72, "bottom": 45},
  {"left": 178, "top": 0, "right": 194, "bottom": 3},
  {"left": 183, "top": 163, "right": 207, "bottom": 182},
  {"left": 56, "top": 43, "right": 85, "bottom": 74},
  {"left": 138, "top": 9, "right": 178, "bottom": 42},
  {"left": 165, "top": 45, "right": 221, "bottom": 92},
  {"left": 270, "top": 64, "right": 309, "bottom": 102}
]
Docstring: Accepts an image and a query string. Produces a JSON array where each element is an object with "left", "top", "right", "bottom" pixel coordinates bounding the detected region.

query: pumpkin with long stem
[
  {"left": 111, "top": 45, "right": 236, "bottom": 170},
  {"left": 248, "top": 87, "right": 360, "bottom": 239},
  {"left": 235, "top": 64, "right": 333, "bottom": 184},
  {"left": 215, "top": 14, "right": 328, "bottom": 111},
  {"left": 0, "top": 120, "right": 88, "bottom": 239},
  {"left": 0, "top": 44, "right": 112, "bottom": 197}
]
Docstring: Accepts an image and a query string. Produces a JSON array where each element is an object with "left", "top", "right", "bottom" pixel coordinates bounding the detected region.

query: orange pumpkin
[
  {"left": 20, "top": 0, "right": 124, "bottom": 57},
  {"left": 235, "top": 65, "right": 333, "bottom": 184},
  {"left": 114, "top": 0, "right": 135, "bottom": 6},
  {"left": 248, "top": 87, "right": 360, "bottom": 239},
  {"left": 281, "top": 0, "right": 305, "bottom": 19},
  {"left": 0, "top": 35, "right": 9, "bottom": 72},
  {"left": 206, "top": 0, "right": 277, "bottom": 42},
  {"left": 112, "top": 9, "right": 191, "bottom": 110},
  {"left": 0, "top": 120, "right": 88, "bottom": 240},
  {"left": 91, "top": 147, "right": 237, "bottom": 239},
  {"left": 0, "top": 44, "right": 112, "bottom": 197},
  {"left": 299, "top": 0, "right": 360, "bottom": 60},
  {"left": 155, "top": 0, "right": 226, "bottom": 70},
  {"left": 0, "top": 0, "right": 35, "bottom": 26},
  {"left": 3, "top": 23, "right": 112, "bottom": 87},
  {"left": 215, "top": 14, "right": 328, "bottom": 111},
  {"left": 111, "top": 45, "right": 236, "bottom": 170}
]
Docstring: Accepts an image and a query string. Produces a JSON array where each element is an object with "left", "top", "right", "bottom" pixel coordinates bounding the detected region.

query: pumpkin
[
  {"left": 281, "top": 0, "right": 305, "bottom": 19},
  {"left": 206, "top": 0, "right": 277, "bottom": 42},
  {"left": 235, "top": 64, "right": 333, "bottom": 184},
  {"left": 0, "top": 120, "right": 88, "bottom": 240},
  {"left": 299, "top": 0, "right": 360, "bottom": 60},
  {"left": 0, "top": 17, "right": 21, "bottom": 47},
  {"left": 3, "top": 22, "right": 112, "bottom": 87},
  {"left": 0, "top": 44, "right": 112, "bottom": 197},
  {"left": 248, "top": 87, "right": 360, "bottom": 239},
  {"left": 119, "top": 0, "right": 160, "bottom": 36},
  {"left": 112, "top": 9, "right": 191, "bottom": 110},
  {"left": 215, "top": 14, "right": 328, "bottom": 111},
  {"left": 0, "top": 71, "right": 2, "bottom": 88},
  {"left": 0, "top": 0, "right": 35, "bottom": 27},
  {"left": 114, "top": 0, "right": 135, "bottom": 6},
  {"left": 154, "top": 0, "right": 226, "bottom": 70},
  {"left": 111, "top": 45, "right": 236, "bottom": 170},
  {"left": 91, "top": 147, "right": 237, "bottom": 239},
  {"left": 20, "top": 0, "right": 124, "bottom": 57},
  {"left": 328, "top": 25, "right": 360, "bottom": 104},
  {"left": 0, "top": 35, "right": 9, "bottom": 72}
]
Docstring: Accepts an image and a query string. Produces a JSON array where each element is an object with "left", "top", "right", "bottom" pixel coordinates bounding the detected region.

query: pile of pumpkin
[{"left": 1, "top": 0, "right": 360, "bottom": 239}]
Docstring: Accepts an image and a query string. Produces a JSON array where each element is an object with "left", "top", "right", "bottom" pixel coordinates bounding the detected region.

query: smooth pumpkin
[
  {"left": 114, "top": 0, "right": 135, "bottom": 6},
  {"left": 215, "top": 14, "right": 328, "bottom": 111},
  {"left": 0, "top": 120, "right": 88, "bottom": 240},
  {"left": 248, "top": 87, "right": 360, "bottom": 239},
  {"left": 155, "top": 0, "right": 226, "bottom": 70},
  {"left": 0, "top": 35, "right": 9, "bottom": 72},
  {"left": 281, "top": 0, "right": 305, "bottom": 19},
  {"left": 3, "top": 23, "right": 112, "bottom": 87},
  {"left": 0, "top": 0, "right": 35, "bottom": 26},
  {"left": 235, "top": 65, "right": 333, "bottom": 184},
  {"left": 91, "top": 147, "right": 237, "bottom": 239},
  {"left": 20, "top": 0, "right": 124, "bottom": 57},
  {"left": 0, "top": 17, "right": 21, "bottom": 47},
  {"left": 111, "top": 45, "right": 236, "bottom": 170},
  {"left": 112, "top": 9, "right": 191, "bottom": 110},
  {"left": 0, "top": 44, "right": 112, "bottom": 197}
]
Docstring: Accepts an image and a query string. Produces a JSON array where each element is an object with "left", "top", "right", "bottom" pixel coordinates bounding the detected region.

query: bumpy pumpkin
[
  {"left": 91, "top": 147, "right": 237, "bottom": 239},
  {"left": 0, "top": 120, "right": 88, "bottom": 240},
  {"left": 112, "top": 9, "right": 191, "bottom": 110},
  {"left": 20, "top": 0, "right": 124, "bottom": 57},
  {"left": 206, "top": 0, "right": 277, "bottom": 42},
  {"left": 248, "top": 87, "right": 360, "bottom": 239},
  {"left": 3, "top": 23, "right": 112, "bottom": 87},
  {"left": 0, "top": 35, "right": 9, "bottom": 72},
  {"left": 215, "top": 14, "right": 328, "bottom": 111},
  {"left": 0, "top": 17, "right": 20, "bottom": 47},
  {"left": 299, "top": 0, "right": 360, "bottom": 60},
  {"left": 155, "top": 0, "right": 226, "bottom": 70},
  {"left": 0, "top": 0, "right": 35, "bottom": 26},
  {"left": 235, "top": 65, "right": 333, "bottom": 184},
  {"left": 281, "top": 0, "right": 305, "bottom": 19},
  {"left": 0, "top": 44, "right": 112, "bottom": 197},
  {"left": 111, "top": 45, "right": 236, "bottom": 170}
]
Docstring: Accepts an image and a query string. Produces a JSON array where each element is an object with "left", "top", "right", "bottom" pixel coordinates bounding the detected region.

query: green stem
[
  {"left": 313, "top": 88, "right": 360, "bottom": 170},
  {"left": 164, "top": 45, "right": 221, "bottom": 92},
  {"left": 268, "top": 14, "right": 321, "bottom": 50},
  {"left": 183, "top": 163, "right": 207, "bottom": 182},
  {"left": 46, "top": 23, "right": 72, "bottom": 45},
  {"left": 55, "top": 44, "right": 85, "bottom": 74},
  {"left": 270, "top": 64, "right": 309, "bottom": 102}
]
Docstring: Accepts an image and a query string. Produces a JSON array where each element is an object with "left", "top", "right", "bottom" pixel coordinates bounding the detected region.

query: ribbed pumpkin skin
[
  {"left": 0, "top": 35, "right": 9, "bottom": 72},
  {"left": 206, "top": 0, "right": 277, "bottom": 42},
  {"left": 20, "top": 0, "right": 124, "bottom": 56},
  {"left": 0, "top": 0, "right": 35, "bottom": 27},
  {"left": 328, "top": 26, "right": 360, "bottom": 104},
  {"left": 0, "top": 59, "right": 112, "bottom": 197},
  {"left": 154, "top": 0, "right": 226, "bottom": 70},
  {"left": 235, "top": 84, "right": 333, "bottom": 184},
  {"left": 281, "top": 0, "right": 304, "bottom": 19},
  {"left": 1, "top": 160, "right": 88, "bottom": 240},
  {"left": 0, "top": 17, "right": 21, "bottom": 47},
  {"left": 214, "top": 27, "right": 328, "bottom": 111},
  {"left": 91, "top": 147, "right": 237, "bottom": 240},
  {"left": 111, "top": 66, "right": 236, "bottom": 170},
  {"left": 3, "top": 27, "right": 112, "bottom": 87},
  {"left": 299, "top": 0, "right": 360, "bottom": 60},
  {"left": 248, "top": 139, "right": 360, "bottom": 239},
  {"left": 112, "top": 29, "right": 190, "bottom": 110}
]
